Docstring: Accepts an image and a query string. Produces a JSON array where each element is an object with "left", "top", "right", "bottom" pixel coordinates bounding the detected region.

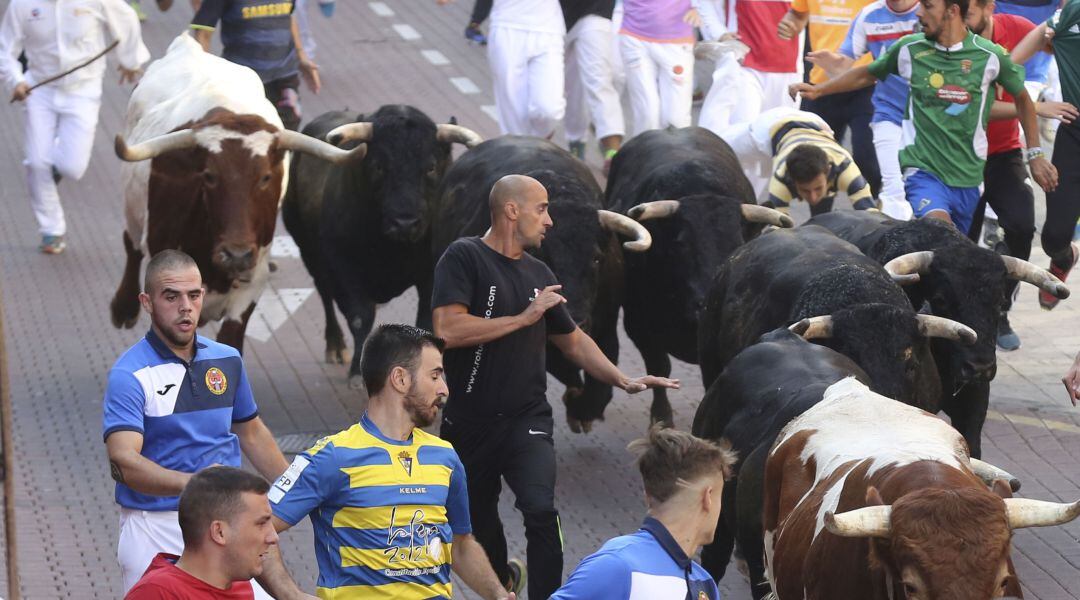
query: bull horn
[
  {"left": 325, "top": 122, "right": 374, "bottom": 146},
  {"left": 824, "top": 506, "right": 892, "bottom": 538},
  {"left": 1001, "top": 255, "right": 1070, "bottom": 300},
  {"left": 789, "top": 316, "right": 833, "bottom": 340},
  {"left": 628, "top": 200, "right": 680, "bottom": 222},
  {"left": 969, "top": 458, "right": 1021, "bottom": 493},
  {"left": 598, "top": 210, "right": 652, "bottom": 252},
  {"left": 915, "top": 314, "right": 977, "bottom": 345},
  {"left": 114, "top": 130, "right": 198, "bottom": 162},
  {"left": 436, "top": 123, "right": 484, "bottom": 148},
  {"left": 883, "top": 251, "right": 934, "bottom": 285},
  {"left": 278, "top": 129, "right": 367, "bottom": 164},
  {"left": 741, "top": 204, "right": 794, "bottom": 228},
  {"left": 1005, "top": 498, "right": 1080, "bottom": 529}
]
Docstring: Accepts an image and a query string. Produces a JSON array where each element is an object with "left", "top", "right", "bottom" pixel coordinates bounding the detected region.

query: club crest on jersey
[
  {"left": 205, "top": 367, "right": 228, "bottom": 395},
  {"left": 699, "top": 593, "right": 708, "bottom": 600},
  {"left": 398, "top": 450, "right": 413, "bottom": 476},
  {"left": 960, "top": 59, "right": 972, "bottom": 74}
]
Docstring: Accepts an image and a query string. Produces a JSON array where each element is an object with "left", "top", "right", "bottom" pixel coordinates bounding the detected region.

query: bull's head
[
  {"left": 325, "top": 106, "right": 483, "bottom": 243},
  {"left": 116, "top": 111, "right": 364, "bottom": 280},
  {"left": 825, "top": 485, "right": 1080, "bottom": 599},
  {"left": 884, "top": 245, "right": 1069, "bottom": 387}
]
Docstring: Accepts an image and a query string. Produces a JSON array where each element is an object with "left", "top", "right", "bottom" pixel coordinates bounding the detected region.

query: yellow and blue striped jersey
[
  {"left": 269, "top": 414, "right": 471, "bottom": 600},
  {"left": 765, "top": 117, "right": 876, "bottom": 212}
]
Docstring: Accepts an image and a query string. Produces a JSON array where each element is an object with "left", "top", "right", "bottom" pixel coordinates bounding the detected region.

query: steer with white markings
[
  {"left": 764, "top": 377, "right": 1080, "bottom": 600},
  {"left": 110, "top": 34, "right": 361, "bottom": 351}
]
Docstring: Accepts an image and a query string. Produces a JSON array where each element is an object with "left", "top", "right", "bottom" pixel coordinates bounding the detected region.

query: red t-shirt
[
  {"left": 738, "top": 0, "right": 800, "bottom": 73},
  {"left": 987, "top": 13, "right": 1036, "bottom": 156},
  {"left": 125, "top": 554, "right": 255, "bottom": 600}
]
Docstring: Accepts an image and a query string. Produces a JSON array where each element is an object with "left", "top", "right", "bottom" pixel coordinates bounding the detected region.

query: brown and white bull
[
  {"left": 109, "top": 34, "right": 362, "bottom": 351},
  {"left": 764, "top": 377, "right": 1080, "bottom": 600}
]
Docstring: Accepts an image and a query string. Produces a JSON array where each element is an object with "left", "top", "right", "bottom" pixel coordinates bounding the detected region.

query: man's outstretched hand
[{"left": 622, "top": 376, "right": 680, "bottom": 394}]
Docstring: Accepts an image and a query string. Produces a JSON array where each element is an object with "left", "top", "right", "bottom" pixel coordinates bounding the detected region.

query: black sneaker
[
  {"left": 505, "top": 558, "right": 526, "bottom": 594},
  {"left": 997, "top": 313, "right": 1021, "bottom": 351}
]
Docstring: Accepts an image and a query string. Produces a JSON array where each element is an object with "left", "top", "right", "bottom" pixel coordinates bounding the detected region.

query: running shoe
[
  {"left": 1040, "top": 242, "right": 1079, "bottom": 310},
  {"left": 568, "top": 140, "right": 586, "bottom": 160},
  {"left": 129, "top": 0, "right": 147, "bottom": 21},
  {"left": 40, "top": 234, "right": 66, "bottom": 255},
  {"left": 996, "top": 312, "right": 1021, "bottom": 351},
  {"left": 981, "top": 217, "right": 1002, "bottom": 249},
  {"left": 465, "top": 23, "right": 487, "bottom": 45},
  {"left": 505, "top": 558, "right": 526, "bottom": 595}
]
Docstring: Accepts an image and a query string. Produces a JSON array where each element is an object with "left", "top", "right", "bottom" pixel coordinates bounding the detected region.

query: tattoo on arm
[{"left": 110, "top": 461, "right": 125, "bottom": 484}]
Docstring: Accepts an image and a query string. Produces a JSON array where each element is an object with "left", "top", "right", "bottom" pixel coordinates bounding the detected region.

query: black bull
[
  {"left": 431, "top": 136, "right": 651, "bottom": 432},
  {"left": 806, "top": 211, "right": 1070, "bottom": 458}
]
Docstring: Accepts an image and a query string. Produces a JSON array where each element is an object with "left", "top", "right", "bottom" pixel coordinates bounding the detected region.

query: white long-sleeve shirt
[{"left": 0, "top": 0, "right": 149, "bottom": 98}]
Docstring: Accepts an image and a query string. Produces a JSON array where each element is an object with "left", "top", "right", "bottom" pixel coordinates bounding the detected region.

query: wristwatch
[{"left": 1026, "top": 146, "right": 1045, "bottom": 161}]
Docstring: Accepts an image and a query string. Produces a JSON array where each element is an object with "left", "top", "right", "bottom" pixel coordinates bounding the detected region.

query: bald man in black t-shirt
[{"left": 431, "top": 174, "right": 678, "bottom": 599}]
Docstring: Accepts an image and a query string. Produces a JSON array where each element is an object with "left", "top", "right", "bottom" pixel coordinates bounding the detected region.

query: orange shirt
[{"left": 791, "top": 0, "right": 875, "bottom": 83}]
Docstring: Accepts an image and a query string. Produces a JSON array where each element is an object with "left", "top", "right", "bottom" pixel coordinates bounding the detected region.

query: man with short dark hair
[
  {"left": 104, "top": 250, "right": 288, "bottom": 596},
  {"left": 790, "top": 0, "right": 1057, "bottom": 234},
  {"left": 550, "top": 426, "right": 735, "bottom": 599},
  {"left": 723, "top": 107, "right": 877, "bottom": 214},
  {"left": 190, "top": 0, "right": 320, "bottom": 130},
  {"left": 126, "top": 466, "right": 278, "bottom": 599},
  {"left": 431, "top": 174, "right": 679, "bottom": 599},
  {"left": 257, "top": 324, "right": 514, "bottom": 600}
]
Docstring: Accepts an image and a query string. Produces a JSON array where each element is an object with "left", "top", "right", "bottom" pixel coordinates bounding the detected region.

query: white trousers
[
  {"left": 118, "top": 508, "right": 273, "bottom": 598},
  {"left": 721, "top": 107, "right": 830, "bottom": 201},
  {"left": 700, "top": 65, "right": 799, "bottom": 136},
  {"left": 619, "top": 35, "right": 694, "bottom": 136},
  {"left": 564, "top": 15, "right": 625, "bottom": 142},
  {"left": 870, "top": 120, "right": 912, "bottom": 219},
  {"left": 488, "top": 26, "right": 566, "bottom": 137},
  {"left": 23, "top": 86, "right": 100, "bottom": 236}
]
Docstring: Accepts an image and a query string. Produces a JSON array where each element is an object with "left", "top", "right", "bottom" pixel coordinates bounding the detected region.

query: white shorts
[{"left": 118, "top": 508, "right": 273, "bottom": 597}]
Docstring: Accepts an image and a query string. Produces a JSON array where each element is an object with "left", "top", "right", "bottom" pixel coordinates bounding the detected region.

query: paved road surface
[{"left": 0, "top": 1, "right": 1078, "bottom": 597}]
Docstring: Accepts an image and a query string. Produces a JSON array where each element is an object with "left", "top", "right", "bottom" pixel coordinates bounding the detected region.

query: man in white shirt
[
  {"left": 0, "top": 0, "right": 149, "bottom": 254},
  {"left": 440, "top": 0, "right": 566, "bottom": 137}
]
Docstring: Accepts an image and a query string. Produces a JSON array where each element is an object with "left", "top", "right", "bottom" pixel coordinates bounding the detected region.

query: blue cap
[{"left": 318, "top": 0, "right": 335, "bottom": 17}]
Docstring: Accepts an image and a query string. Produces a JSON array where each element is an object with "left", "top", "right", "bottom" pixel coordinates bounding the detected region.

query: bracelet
[{"left": 1026, "top": 146, "right": 1045, "bottom": 161}]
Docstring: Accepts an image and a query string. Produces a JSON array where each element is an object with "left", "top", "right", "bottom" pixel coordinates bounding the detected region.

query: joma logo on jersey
[{"left": 398, "top": 450, "right": 413, "bottom": 476}]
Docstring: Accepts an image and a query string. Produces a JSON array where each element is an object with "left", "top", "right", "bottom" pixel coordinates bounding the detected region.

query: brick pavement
[{"left": 0, "top": 0, "right": 1076, "bottom": 598}]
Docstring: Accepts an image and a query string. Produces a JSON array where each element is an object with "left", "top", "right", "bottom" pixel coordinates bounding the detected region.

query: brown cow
[
  {"left": 763, "top": 377, "right": 1080, "bottom": 600},
  {"left": 109, "top": 34, "right": 362, "bottom": 351}
]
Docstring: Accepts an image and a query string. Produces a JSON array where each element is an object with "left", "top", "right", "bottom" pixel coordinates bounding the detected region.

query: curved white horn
[
  {"left": 969, "top": 458, "right": 1021, "bottom": 493},
  {"left": 1001, "top": 255, "right": 1070, "bottom": 300},
  {"left": 598, "top": 210, "right": 652, "bottom": 252},
  {"left": 741, "top": 204, "right": 794, "bottom": 228},
  {"left": 278, "top": 129, "right": 367, "bottom": 164},
  {"left": 1005, "top": 498, "right": 1080, "bottom": 529},
  {"left": 114, "top": 130, "right": 198, "bottom": 162},
  {"left": 915, "top": 314, "right": 977, "bottom": 345},
  {"left": 824, "top": 506, "right": 892, "bottom": 538},
  {"left": 789, "top": 316, "right": 833, "bottom": 340},
  {"left": 884, "top": 251, "right": 934, "bottom": 285},
  {"left": 436, "top": 124, "right": 484, "bottom": 148},
  {"left": 628, "top": 200, "right": 680, "bottom": 222},
  {"left": 326, "top": 122, "right": 374, "bottom": 146}
]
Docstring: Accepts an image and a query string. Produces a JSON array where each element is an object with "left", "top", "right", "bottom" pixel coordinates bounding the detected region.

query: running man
[{"left": 790, "top": 0, "right": 1056, "bottom": 235}]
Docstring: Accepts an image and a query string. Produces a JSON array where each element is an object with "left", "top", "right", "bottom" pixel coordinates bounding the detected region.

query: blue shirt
[
  {"left": 995, "top": 0, "right": 1057, "bottom": 84},
  {"left": 103, "top": 331, "right": 259, "bottom": 511},
  {"left": 840, "top": 0, "right": 919, "bottom": 124},
  {"left": 269, "top": 414, "right": 472, "bottom": 600},
  {"left": 550, "top": 517, "right": 720, "bottom": 600}
]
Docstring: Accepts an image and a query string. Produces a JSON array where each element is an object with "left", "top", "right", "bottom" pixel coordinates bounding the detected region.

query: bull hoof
[
  {"left": 109, "top": 296, "right": 139, "bottom": 329},
  {"left": 325, "top": 347, "right": 347, "bottom": 364},
  {"left": 348, "top": 373, "right": 366, "bottom": 392},
  {"left": 566, "top": 415, "right": 582, "bottom": 434},
  {"left": 650, "top": 413, "right": 675, "bottom": 430}
]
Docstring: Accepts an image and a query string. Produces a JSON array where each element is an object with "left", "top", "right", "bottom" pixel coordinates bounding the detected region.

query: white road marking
[
  {"left": 421, "top": 49, "right": 450, "bottom": 66},
  {"left": 270, "top": 235, "right": 301, "bottom": 258},
  {"left": 393, "top": 24, "right": 421, "bottom": 41},
  {"left": 481, "top": 104, "right": 499, "bottom": 122},
  {"left": 450, "top": 77, "right": 480, "bottom": 95},
  {"left": 369, "top": 1, "right": 394, "bottom": 17},
  {"left": 246, "top": 287, "right": 314, "bottom": 342}
]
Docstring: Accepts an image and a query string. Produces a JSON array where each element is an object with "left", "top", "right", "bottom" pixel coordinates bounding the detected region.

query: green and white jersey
[
  {"left": 1049, "top": 0, "right": 1080, "bottom": 116},
  {"left": 868, "top": 32, "right": 1027, "bottom": 187}
]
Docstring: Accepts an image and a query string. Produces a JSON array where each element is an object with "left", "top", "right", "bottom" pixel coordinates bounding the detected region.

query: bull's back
[{"left": 805, "top": 211, "right": 897, "bottom": 255}]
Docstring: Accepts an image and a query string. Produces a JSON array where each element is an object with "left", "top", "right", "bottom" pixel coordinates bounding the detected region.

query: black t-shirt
[
  {"left": 191, "top": 0, "right": 298, "bottom": 83},
  {"left": 432, "top": 238, "right": 576, "bottom": 420},
  {"left": 560, "top": 0, "right": 615, "bottom": 29}
]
